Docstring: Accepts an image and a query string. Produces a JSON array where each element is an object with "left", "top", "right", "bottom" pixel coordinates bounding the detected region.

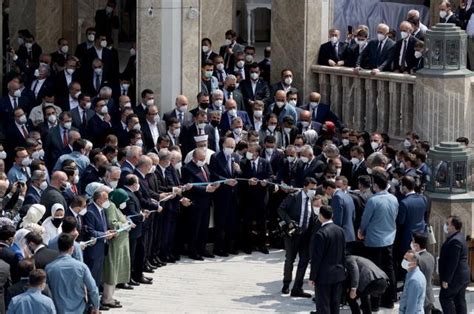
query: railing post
[
  {"left": 377, "top": 80, "right": 390, "bottom": 134},
  {"left": 401, "top": 82, "right": 414, "bottom": 138},
  {"left": 330, "top": 74, "right": 343, "bottom": 118},
  {"left": 341, "top": 76, "right": 353, "bottom": 129},
  {"left": 318, "top": 73, "right": 331, "bottom": 104},
  {"left": 365, "top": 78, "right": 377, "bottom": 132},
  {"left": 388, "top": 81, "right": 401, "bottom": 137}
]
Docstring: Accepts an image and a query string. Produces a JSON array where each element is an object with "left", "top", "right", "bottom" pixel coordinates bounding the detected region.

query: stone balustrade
[{"left": 311, "top": 65, "right": 417, "bottom": 139}]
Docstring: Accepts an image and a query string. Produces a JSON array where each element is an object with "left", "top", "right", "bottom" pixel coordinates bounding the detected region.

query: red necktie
[
  {"left": 201, "top": 167, "right": 208, "bottom": 182},
  {"left": 63, "top": 129, "right": 68, "bottom": 147},
  {"left": 21, "top": 125, "right": 28, "bottom": 138}
]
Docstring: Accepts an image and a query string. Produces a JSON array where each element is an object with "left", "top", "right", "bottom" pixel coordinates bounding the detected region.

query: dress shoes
[
  {"left": 134, "top": 277, "right": 153, "bottom": 284},
  {"left": 143, "top": 265, "right": 155, "bottom": 273},
  {"left": 214, "top": 250, "right": 229, "bottom": 257},
  {"left": 144, "top": 276, "right": 153, "bottom": 281},
  {"left": 128, "top": 279, "right": 140, "bottom": 286},
  {"left": 172, "top": 254, "right": 181, "bottom": 261},
  {"left": 146, "top": 260, "right": 158, "bottom": 269},
  {"left": 290, "top": 290, "right": 312, "bottom": 298},
  {"left": 102, "top": 302, "right": 122, "bottom": 309},
  {"left": 154, "top": 257, "right": 167, "bottom": 266},
  {"left": 380, "top": 302, "right": 394, "bottom": 309},
  {"left": 99, "top": 304, "right": 110, "bottom": 311},
  {"left": 164, "top": 256, "right": 177, "bottom": 263},
  {"left": 200, "top": 251, "right": 215, "bottom": 258},
  {"left": 258, "top": 247, "right": 269, "bottom": 254},
  {"left": 189, "top": 254, "right": 204, "bottom": 261},
  {"left": 116, "top": 283, "right": 133, "bottom": 290},
  {"left": 281, "top": 285, "right": 290, "bottom": 294},
  {"left": 242, "top": 248, "right": 252, "bottom": 255},
  {"left": 228, "top": 249, "right": 239, "bottom": 255}
]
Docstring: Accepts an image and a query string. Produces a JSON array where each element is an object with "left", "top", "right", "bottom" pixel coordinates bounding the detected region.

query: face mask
[
  {"left": 233, "top": 127, "right": 242, "bottom": 135},
  {"left": 245, "top": 54, "right": 254, "bottom": 63},
  {"left": 216, "top": 63, "right": 224, "bottom": 71},
  {"left": 0, "top": 151, "right": 6, "bottom": 159},
  {"left": 265, "top": 148, "right": 274, "bottom": 156},
  {"left": 17, "top": 37, "right": 24, "bottom": 45},
  {"left": 301, "top": 121, "right": 309, "bottom": 128},
  {"left": 177, "top": 104, "right": 188, "bottom": 112},
  {"left": 336, "top": 168, "right": 342, "bottom": 176},
  {"left": 83, "top": 102, "right": 92, "bottom": 110},
  {"left": 196, "top": 122, "right": 206, "bottom": 130},
  {"left": 267, "top": 125, "right": 276, "bottom": 132},
  {"left": 123, "top": 102, "right": 132, "bottom": 109},
  {"left": 60, "top": 45, "right": 69, "bottom": 54},
  {"left": 204, "top": 70, "right": 213, "bottom": 78},
  {"left": 21, "top": 157, "right": 32, "bottom": 167},
  {"left": 410, "top": 242, "right": 417, "bottom": 251},
  {"left": 399, "top": 162, "right": 405, "bottom": 170},
  {"left": 295, "top": 146, "right": 302, "bottom": 153},
  {"left": 250, "top": 72, "right": 259, "bottom": 80},
  {"left": 213, "top": 100, "right": 223, "bottom": 109},
  {"left": 367, "top": 168, "right": 373, "bottom": 175},
  {"left": 288, "top": 100, "right": 297, "bottom": 107},
  {"left": 284, "top": 77, "right": 292, "bottom": 85},
  {"left": 300, "top": 156, "right": 309, "bottom": 163},
  {"left": 135, "top": 140, "right": 143, "bottom": 147},
  {"left": 358, "top": 40, "right": 367, "bottom": 47},
  {"left": 40, "top": 181, "right": 48, "bottom": 190},
  {"left": 330, "top": 36, "right": 338, "bottom": 44},
  {"left": 87, "top": 33, "right": 95, "bottom": 42},
  {"left": 79, "top": 208, "right": 88, "bottom": 216},
  {"left": 401, "top": 259, "right": 411, "bottom": 270},
  {"left": 403, "top": 139, "right": 411, "bottom": 148},
  {"left": 400, "top": 31, "right": 409, "bottom": 40},
  {"left": 196, "top": 160, "right": 206, "bottom": 167},
  {"left": 73, "top": 175, "right": 79, "bottom": 184},
  {"left": 18, "top": 115, "right": 27, "bottom": 125},
  {"left": 174, "top": 161, "right": 182, "bottom": 171},
  {"left": 100, "top": 40, "right": 108, "bottom": 48},
  {"left": 228, "top": 109, "right": 237, "bottom": 117},
  {"left": 130, "top": 47, "right": 136, "bottom": 56},
  {"left": 32, "top": 150, "right": 44, "bottom": 160},
  {"left": 443, "top": 223, "right": 449, "bottom": 234},
  {"left": 223, "top": 147, "right": 234, "bottom": 156},
  {"left": 106, "top": 6, "right": 113, "bottom": 13},
  {"left": 94, "top": 68, "right": 103, "bottom": 75},
  {"left": 25, "top": 42, "right": 33, "bottom": 49},
  {"left": 284, "top": 127, "right": 291, "bottom": 134},
  {"left": 370, "top": 142, "right": 379, "bottom": 151},
  {"left": 102, "top": 200, "right": 111, "bottom": 209},
  {"left": 133, "top": 124, "right": 141, "bottom": 131},
  {"left": 52, "top": 217, "right": 63, "bottom": 228},
  {"left": 391, "top": 178, "right": 399, "bottom": 186},
  {"left": 146, "top": 99, "right": 154, "bottom": 106},
  {"left": 236, "top": 60, "right": 245, "bottom": 68},
  {"left": 350, "top": 157, "right": 359, "bottom": 165},
  {"left": 133, "top": 183, "right": 141, "bottom": 192},
  {"left": 225, "top": 39, "right": 232, "bottom": 46},
  {"left": 377, "top": 33, "right": 386, "bottom": 42},
  {"left": 202, "top": 45, "right": 210, "bottom": 53},
  {"left": 74, "top": 91, "right": 81, "bottom": 99},
  {"left": 121, "top": 83, "right": 130, "bottom": 90},
  {"left": 245, "top": 152, "right": 254, "bottom": 160},
  {"left": 109, "top": 180, "right": 118, "bottom": 189},
  {"left": 149, "top": 165, "right": 157, "bottom": 174},
  {"left": 313, "top": 206, "right": 320, "bottom": 215},
  {"left": 439, "top": 10, "right": 447, "bottom": 19},
  {"left": 172, "top": 127, "right": 181, "bottom": 137},
  {"left": 34, "top": 69, "right": 40, "bottom": 77},
  {"left": 306, "top": 189, "right": 316, "bottom": 198},
  {"left": 414, "top": 51, "right": 423, "bottom": 59},
  {"left": 66, "top": 68, "right": 75, "bottom": 75},
  {"left": 101, "top": 106, "right": 108, "bottom": 114},
  {"left": 276, "top": 101, "right": 285, "bottom": 108},
  {"left": 287, "top": 156, "right": 295, "bottom": 163}
]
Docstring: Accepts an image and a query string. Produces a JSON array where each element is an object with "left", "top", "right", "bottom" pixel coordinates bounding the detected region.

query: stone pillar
[
  {"left": 181, "top": 0, "right": 200, "bottom": 106},
  {"left": 78, "top": 0, "right": 107, "bottom": 43},
  {"left": 62, "top": 0, "right": 79, "bottom": 52},
  {"left": 201, "top": 0, "right": 233, "bottom": 51},
  {"left": 9, "top": 0, "right": 63, "bottom": 53},
  {"left": 271, "top": 0, "right": 333, "bottom": 102}
]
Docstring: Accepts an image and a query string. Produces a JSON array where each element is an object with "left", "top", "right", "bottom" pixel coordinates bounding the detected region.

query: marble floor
[{"left": 110, "top": 249, "right": 474, "bottom": 313}]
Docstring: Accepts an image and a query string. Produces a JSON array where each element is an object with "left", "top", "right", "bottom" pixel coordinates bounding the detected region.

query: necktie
[
  {"left": 201, "top": 166, "right": 208, "bottom": 181},
  {"left": 285, "top": 133, "right": 290, "bottom": 146},
  {"left": 400, "top": 40, "right": 408, "bottom": 69},
  {"left": 252, "top": 161, "right": 257, "bottom": 176},
  {"left": 227, "top": 156, "right": 232, "bottom": 174},
  {"left": 82, "top": 110, "right": 87, "bottom": 129},
  {"left": 101, "top": 210, "right": 108, "bottom": 232},
  {"left": 76, "top": 216, "right": 82, "bottom": 231},
  {"left": 334, "top": 44, "right": 339, "bottom": 60},
  {"left": 215, "top": 129, "right": 220, "bottom": 153},
  {"left": 95, "top": 74, "right": 101, "bottom": 91},
  {"left": 178, "top": 112, "right": 183, "bottom": 123},
  {"left": 63, "top": 129, "right": 68, "bottom": 147},
  {"left": 122, "top": 89, "right": 127, "bottom": 95},
  {"left": 21, "top": 125, "right": 28, "bottom": 138},
  {"left": 13, "top": 97, "right": 18, "bottom": 109},
  {"left": 301, "top": 197, "right": 309, "bottom": 231},
  {"left": 218, "top": 71, "right": 223, "bottom": 82},
  {"left": 32, "top": 80, "right": 39, "bottom": 95},
  {"left": 376, "top": 41, "right": 383, "bottom": 65},
  {"left": 229, "top": 92, "right": 233, "bottom": 99},
  {"left": 312, "top": 108, "right": 317, "bottom": 120}
]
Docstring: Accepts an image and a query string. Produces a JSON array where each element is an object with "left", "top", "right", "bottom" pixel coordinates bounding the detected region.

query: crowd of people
[{"left": 0, "top": 0, "right": 470, "bottom": 313}]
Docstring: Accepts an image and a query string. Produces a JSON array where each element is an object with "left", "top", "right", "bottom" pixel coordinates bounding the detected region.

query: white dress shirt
[{"left": 147, "top": 120, "right": 160, "bottom": 144}]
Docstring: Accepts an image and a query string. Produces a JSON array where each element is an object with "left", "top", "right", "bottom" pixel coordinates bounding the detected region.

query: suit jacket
[
  {"left": 342, "top": 42, "right": 364, "bottom": 68},
  {"left": 80, "top": 164, "right": 101, "bottom": 193},
  {"left": 71, "top": 106, "right": 94, "bottom": 136},
  {"left": 50, "top": 51, "right": 70, "bottom": 69},
  {"left": 219, "top": 110, "right": 251, "bottom": 134},
  {"left": 44, "top": 125, "right": 66, "bottom": 170},
  {"left": 54, "top": 70, "right": 79, "bottom": 97},
  {"left": 40, "top": 186, "right": 68, "bottom": 218},
  {"left": 317, "top": 41, "right": 348, "bottom": 65},
  {"left": 393, "top": 36, "right": 418, "bottom": 72},
  {"left": 24, "top": 185, "right": 41, "bottom": 205},
  {"left": 300, "top": 102, "right": 342, "bottom": 128},
  {"left": 87, "top": 114, "right": 112, "bottom": 148},
  {"left": 309, "top": 222, "right": 346, "bottom": 284},
  {"left": 123, "top": 187, "right": 143, "bottom": 239},
  {"left": 222, "top": 88, "right": 245, "bottom": 111},
  {"left": 180, "top": 123, "right": 217, "bottom": 157},
  {"left": 331, "top": 189, "right": 356, "bottom": 242},
  {"left": 397, "top": 193, "right": 427, "bottom": 251},
  {"left": 441, "top": 14, "right": 463, "bottom": 27},
  {"left": 140, "top": 121, "right": 166, "bottom": 153},
  {"left": 278, "top": 191, "right": 316, "bottom": 231},
  {"left": 33, "top": 246, "right": 59, "bottom": 269},
  {"left": 258, "top": 58, "right": 271, "bottom": 83},
  {"left": 417, "top": 250, "right": 435, "bottom": 308},
  {"left": 95, "top": 9, "right": 119, "bottom": 39},
  {"left": 201, "top": 51, "right": 219, "bottom": 66},
  {"left": 133, "top": 169, "right": 159, "bottom": 211},
  {"left": 0, "top": 96, "right": 30, "bottom": 128},
  {"left": 239, "top": 79, "right": 271, "bottom": 112},
  {"left": 163, "top": 109, "right": 193, "bottom": 127},
  {"left": 17, "top": 43, "right": 42, "bottom": 67},
  {"left": 219, "top": 42, "right": 245, "bottom": 70},
  {"left": 350, "top": 160, "right": 368, "bottom": 189},
  {"left": 29, "top": 78, "right": 54, "bottom": 105},
  {"left": 260, "top": 149, "right": 284, "bottom": 179},
  {"left": 357, "top": 38, "right": 396, "bottom": 71},
  {"left": 294, "top": 158, "right": 325, "bottom": 188},
  {"left": 439, "top": 231, "right": 470, "bottom": 287},
  {"left": 83, "top": 203, "right": 108, "bottom": 259},
  {"left": 182, "top": 161, "right": 213, "bottom": 210},
  {"left": 0, "top": 258, "right": 9, "bottom": 313},
  {"left": 4, "top": 121, "right": 33, "bottom": 155},
  {"left": 345, "top": 255, "right": 388, "bottom": 293}
]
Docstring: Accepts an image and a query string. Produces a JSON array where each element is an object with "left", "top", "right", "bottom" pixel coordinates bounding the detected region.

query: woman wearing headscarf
[
  {"left": 11, "top": 228, "right": 31, "bottom": 260},
  {"left": 102, "top": 188, "right": 132, "bottom": 309},
  {"left": 41, "top": 203, "right": 64, "bottom": 244},
  {"left": 19, "top": 204, "right": 45, "bottom": 228}
]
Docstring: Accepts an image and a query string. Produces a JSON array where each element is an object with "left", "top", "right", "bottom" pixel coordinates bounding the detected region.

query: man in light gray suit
[
  {"left": 345, "top": 255, "right": 388, "bottom": 314},
  {"left": 412, "top": 232, "right": 436, "bottom": 314}
]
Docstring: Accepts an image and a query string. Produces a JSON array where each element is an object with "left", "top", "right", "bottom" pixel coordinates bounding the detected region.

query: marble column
[
  {"left": 77, "top": 0, "right": 107, "bottom": 43},
  {"left": 62, "top": 0, "right": 79, "bottom": 52},
  {"left": 271, "top": 0, "right": 333, "bottom": 102},
  {"left": 201, "top": 0, "right": 233, "bottom": 51},
  {"left": 181, "top": 0, "right": 200, "bottom": 106}
]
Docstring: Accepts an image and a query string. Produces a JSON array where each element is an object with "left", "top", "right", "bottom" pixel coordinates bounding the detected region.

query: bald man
[
  {"left": 393, "top": 21, "right": 418, "bottom": 73},
  {"left": 300, "top": 92, "right": 342, "bottom": 129},
  {"left": 219, "top": 98, "right": 251, "bottom": 134},
  {"left": 40, "top": 171, "right": 69, "bottom": 218},
  {"left": 163, "top": 95, "right": 193, "bottom": 126},
  {"left": 264, "top": 90, "right": 297, "bottom": 125},
  {"left": 356, "top": 23, "right": 395, "bottom": 73}
]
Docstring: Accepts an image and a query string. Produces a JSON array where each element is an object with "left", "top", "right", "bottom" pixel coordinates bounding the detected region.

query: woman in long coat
[{"left": 102, "top": 188, "right": 132, "bottom": 308}]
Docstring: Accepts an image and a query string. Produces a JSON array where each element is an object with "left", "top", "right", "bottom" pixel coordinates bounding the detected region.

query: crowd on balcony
[{"left": 0, "top": 0, "right": 470, "bottom": 313}]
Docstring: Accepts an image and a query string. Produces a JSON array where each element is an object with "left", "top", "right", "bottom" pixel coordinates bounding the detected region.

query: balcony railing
[{"left": 311, "top": 65, "right": 417, "bottom": 139}]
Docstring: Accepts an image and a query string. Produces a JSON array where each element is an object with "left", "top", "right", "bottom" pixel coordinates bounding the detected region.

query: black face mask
[
  {"left": 199, "top": 103, "right": 209, "bottom": 110},
  {"left": 210, "top": 120, "right": 220, "bottom": 127},
  {"left": 227, "top": 86, "right": 235, "bottom": 92},
  {"left": 52, "top": 217, "right": 63, "bottom": 228}
]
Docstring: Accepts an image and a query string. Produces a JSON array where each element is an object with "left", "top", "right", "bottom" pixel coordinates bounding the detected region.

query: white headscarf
[
  {"left": 51, "top": 203, "right": 65, "bottom": 217},
  {"left": 20, "top": 204, "right": 46, "bottom": 228}
]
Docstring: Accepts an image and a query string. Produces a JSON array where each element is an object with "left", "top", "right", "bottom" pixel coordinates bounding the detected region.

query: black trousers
[
  {"left": 242, "top": 189, "right": 267, "bottom": 249},
  {"left": 347, "top": 278, "right": 388, "bottom": 314},
  {"left": 159, "top": 210, "right": 177, "bottom": 259},
  {"left": 439, "top": 283, "right": 468, "bottom": 314},
  {"left": 213, "top": 188, "right": 237, "bottom": 253},
  {"left": 187, "top": 205, "right": 210, "bottom": 255},
  {"left": 129, "top": 236, "right": 144, "bottom": 279},
  {"left": 363, "top": 245, "right": 396, "bottom": 307},
  {"left": 283, "top": 232, "right": 310, "bottom": 291},
  {"left": 315, "top": 281, "right": 343, "bottom": 314}
]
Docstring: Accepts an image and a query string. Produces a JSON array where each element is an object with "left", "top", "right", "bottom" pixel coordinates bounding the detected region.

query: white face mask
[
  {"left": 133, "top": 124, "right": 141, "bottom": 131},
  {"left": 414, "top": 51, "right": 423, "bottom": 59},
  {"left": 130, "top": 48, "right": 136, "bottom": 56},
  {"left": 443, "top": 223, "right": 449, "bottom": 234},
  {"left": 196, "top": 160, "right": 206, "bottom": 167},
  {"left": 172, "top": 128, "right": 181, "bottom": 137},
  {"left": 233, "top": 127, "right": 242, "bottom": 135},
  {"left": 403, "top": 139, "right": 411, "bottom": 148},
  {"left": 306, "top": 189, "right": 316, "bottom": 198},
  {"left": 0, "top": 151, "right": 6, "bottom": 159},
  {"left": 236, "top": 60, "right": 245, "bottom": 68},
  {"left": 313, "top": 206, "right": 320, "bottom": 215},
  {"left": 79, "top": 208, "right": 88, "bottom": 216},
  {"left": 245, "top": 54, "right": 254, "bottom": 63},
  {"left": 301, "top": 121, "right": 309, "bottom": 128},
  {"left": 366, "top": 168, "right": 373, "bottom": 175},
  {"left": 400, "top": 31, "right": 409, "bottom": 40},
  {"left": 101, "top": 106, "right": 108, "bottom": 115},
  {"left": 25, "top": 42, "right": 33, "bottom": 49},
  {"left": 34, "top": 69, "right": 40, "bottom": 77},
  {"left": 439, "top": 10, "right": 447, "bottom": 19},
  {"left": 267, "top": 125, "right": 276, "bottom": 132},
  {"left": 377, "top": 33, "right": 386, "bottom": 42},
  {"left": 178, "top": 105, "right": 188, "bottom": 112},
  {"left": 288, "top": 100, "right": 297, "bottom": 107},
  {"left": 73, "top": 175, "right": 80, "bottom": 184},
  {"left": 284, "top": 77, "right": 292, "bottom": 86},
  {"left": 18, "top": 115, "right": 27, "bottom": 125},
  {"left": 13, "top": 90, "right": 22, "bottom": 98},
  {"left": 225, "top": 39, "right": 232, "bottom": 46},
  {"left": 358, "top": 40, "right": 367, "bottom": 47},
  {"left": 109, "top": 180, "right": 118, "bottom": 189},
  {"left": 146, "top": 99, "right": 154, "bottom": 106},
  {"left": 60, "top": 45, "right": 69, "bottom": 54},
  {"left": 223, "top": 147, "right": 234, "bottom": 156},
  {"left": 300, "top": 156, "right": 309, "bottom": 163},
  {"left": 401, "top": 259, "right": 411, "bottom": 270},
  {"left": 119, "top": 202, "right": 127, "bottom": 210},
  {"left": 102, "top": 200, "right": 111, "bottom": 209},
  {"left": 253, "top": 110, "right": 263, "bottom": 118},
  {"left": 250, "top": 72, "right": 259, "bottom": 80},
  {"left": 135, "top": 140, "right": 143, "bottom": 147},
  {"left": 100, "top": 40, "right": 108, "bottom": 48},
  {"left": 370, "top": 142, "right": 379, "bottom": 151},
  {"left": 94, "top": 68, "right": 103, "bottom": 75},
  {"left": 202, "top": 45, "right": 209, "bottom": 53},
  {"left": 246, "top": 152, "right": 254, "bottom": 160},
  {"left": 87, "top": 34, "right": 95, "bottom": 42},
  {"left": 342, "top": 139, "right": 350, "bottom": 146},
  {"left": 31, "top": 150, "right": 45, "bottom": 160},
  {"left": 391, "top": 178, "right": 399, "bottom": 186},
  {"left": 266, "top": 148, "right": 274, "bottom": 156},
  {"left": 63, "top": 122, "right": 72, "bottom": 130},
  {"left": 66, "top": 68, "right": 75, "bottom": 75},
  {"left": 410, "top": 242, "right": 417, "bottom": 251},
  {"left": 39, "top": 181, "right": 48, "bottom": 190},
  {"left": 284, "top": 127, "right": 291, "bottom": 134},
  {"left": 276, "top": 101, "right": 285, "bottom": 108},
  {"left": 84, "top": 102, "right": 92, "bottom": 110},
  {"left": 174, "top": 162, "right": 182, "bottom": 171},
  {"left": 310, "top": 102, "right": 318, "bottom": 109},
  {"left": 330, "top": 36, "right": 338, "bottom": 44},
  {"left": 287, "top": 156, "right": 295, "bottom": 163},
  {"left": 21, "top": 157, "right": 32, "bottom": 167},
  {"left": 350, "top": 157, "right": 359, "bottom": 165},
  {"left": 216, "top": 63, "right": 224, "bottom": 71},
  {"left": 228, "top": 109, "right": 237, "bottom": 117}
]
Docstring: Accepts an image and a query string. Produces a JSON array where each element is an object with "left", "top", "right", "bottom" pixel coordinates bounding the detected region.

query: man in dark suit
[
  {"left": 83, "top": 186, "right": 117, "bottom": 287},
  {"left": 122, "top": 174, "right": 151, "bottom": 285},
  {"left": 75, "top": 27, "right": 96, "bottom": 63},
  {"left": 343, "top": 29, "right": 369, "bottom": 68},
  {"left": 309, "top": 205, "right": 346, "bottom": 314},
  {"left": 4, "top": 108, "right": 33, "bottom": 161},
  {"left": 141, "top": 105, "right": 166, "bottom": 153},
  {"left": 318, "top": 29, "right": 348, "bottom": 66},
  {"left": 50, "top": 38, "right": 71, "bottom": 71},
  {"left": 40, "top": 171, "right": 69, "bottom": 218},
  {"left": 270, "top": 69, "right": 295, "bottom": 97},
  {"left": 82, "top": 58, "right": 111, "bottom": 96},
  {"left": 239, "top": 143, "right": 273, "bottom": 254},
  {"left": 87, "top": 98, "right": 113, "bottom": 148},
  {"left": 439, "top": 0, "right": 463, "bottom": 27},
  {"left": 218, "top": 29, "right": 245, "bottom": 70},
  {"left": 439, "top": 215, "right": 470, "bottom": 314},
  {"left": 222, "top": 76, "right": 245, "bottom": 111},
  {"left": 294, "top": 145, "right": 325, "bottom": 188},
  {"left": 300, "top": 92, "right": 342, "bottom": 129},
  {"left": 201, "top": 38, "right": 219, "bottom": 66},
  {"left": 278, "top": 177, "right": 317, "bottom": 297},
  {"left": 95, "top": 1, "right": 119, "bottom": 40},
  {"left": 258, "top": 46, "right": 271, "bottom": 84},
  {"left": 135, "top": 89, "right": 155, "bottom": 123},
  {"left": 29, "top": 65, "right": 54, "bottom": 106},
  {"left": 182, "top": 148, "right": 220, "bottom": 260},
  {"left": 356, "top": 23, "right": 396, "bottom": 73},
  {"left": 44, "top": 111, "right": 73, "bottom": 171},
  {"left": 0, "top": 225, "right": 20, "bottom": 283},
  {"left": 54, "top": 57, "right": 79, "bottom": 97},
  {"left": 239, "top": 63, "right": 271, "bottom": 113},
  {"left": 393, "top": 21, "right": 418, "bottom": 73},
  {"left": 16, "top": 32, "right": 42, "bottom": 68},
  {"left": 80, "top": 153, "right": 108, "bottom": 192},
  {"left": 349, "top": 145, "right": 368, "bottom": 189},
  {"left": 162, "top": 95, "right": 193, "bottom": 127},
  {"left": 24, "top": 232, "right": 59, "bottom": 269},
  {"left": 180, "top": 110, "right": 216, "bottom": 156},
  {"left": 0, "top": 79, "right": 31, "bottom": 129},
  {"left": 71, "top": 93, "right": 94, "bottom": 137},
  {"left": 55, "top": 81, "right": 81, "bottom": 112},
  {"left": 209, "top": 138, "right": 241, "bottom": 256},
  {"left": 219, "top": 99, "right": 251, "bottom": 134},
  {"left": 24, "top": 170, "right": 47, "bottom": 205}
]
